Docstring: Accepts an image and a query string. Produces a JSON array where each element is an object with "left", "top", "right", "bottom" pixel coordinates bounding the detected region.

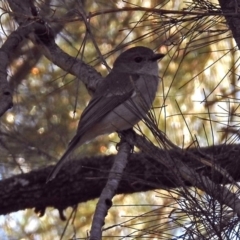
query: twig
[
  {"left": 89, "top": 138, "right": 132, "bottom": 240},
  {"left": 77, "top": 0, "right": 111, "bottom": 72}
]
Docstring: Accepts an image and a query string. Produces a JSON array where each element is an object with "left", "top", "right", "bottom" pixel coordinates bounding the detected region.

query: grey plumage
[{"left": 47, "top": 46, "right": 165, "bottom": 182}]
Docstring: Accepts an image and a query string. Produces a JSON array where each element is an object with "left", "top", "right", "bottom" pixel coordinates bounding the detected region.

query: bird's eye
[{"left": 134, "top": 56, "right": 143, "bottom": 63}]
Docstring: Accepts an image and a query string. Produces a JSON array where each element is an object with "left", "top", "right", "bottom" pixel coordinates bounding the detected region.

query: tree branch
[
  {"left": 7, "top": 0, "right": 103, "bottom": 95},
  {"left": 0, "top": 143, "right": 239, "bottom": 217},
  {"left": 90, "top": 139, "right": 132, "bottom": 240},
  {"left": 218, "top": 0, "right": 240, "bottom": 49}
]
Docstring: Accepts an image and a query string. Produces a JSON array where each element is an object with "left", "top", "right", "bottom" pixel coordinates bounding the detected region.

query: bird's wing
[
  {"left": 46, "top": 72, "right": 139, "bottom": 182},
  {"left": 73, "top": 71, "right": 139, "bottom": 138}
]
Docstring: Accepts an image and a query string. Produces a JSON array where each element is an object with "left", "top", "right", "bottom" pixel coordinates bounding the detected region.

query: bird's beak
[{"left": 150, "top": 53, "right": 165, "bottom": 61}]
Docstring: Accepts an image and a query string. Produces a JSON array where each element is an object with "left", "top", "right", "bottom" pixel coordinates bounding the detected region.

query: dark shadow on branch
[{"left": 0, "top": 142, "right": 239, "bottom": 216}]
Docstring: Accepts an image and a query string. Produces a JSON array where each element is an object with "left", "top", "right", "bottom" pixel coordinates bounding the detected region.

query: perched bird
[{"left": 47, "top": 46, "right": 165, "bottom": 182}]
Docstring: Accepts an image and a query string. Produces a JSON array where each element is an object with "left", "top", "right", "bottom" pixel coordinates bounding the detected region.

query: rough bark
[
  {"left": 0, "top": 143, "right": 239, "bottom": 216},
  {"left": 218, "top": 0, "right": 240, "bottom": 49}
]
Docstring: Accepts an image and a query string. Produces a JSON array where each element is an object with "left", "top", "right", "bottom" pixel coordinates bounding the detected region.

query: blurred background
[{"left": 0, "top": 0, "right": 239, "bottom": 239}]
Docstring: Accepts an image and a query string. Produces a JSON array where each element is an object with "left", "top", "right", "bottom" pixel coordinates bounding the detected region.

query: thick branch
[
  {"left": 37, "top": 40, "right": 102, "bottom": 94},
  {"left": 218, "top": 0, "right": 240, "bottom": 49},
  {"left": 7, "top": 0, "right": 103, "bottom": 94},
  {"left": 0, "top": 25, "right": 39, "bottom": 117},
  {"left": 0, "top": 143, "right": 239, "bottom": 216}
]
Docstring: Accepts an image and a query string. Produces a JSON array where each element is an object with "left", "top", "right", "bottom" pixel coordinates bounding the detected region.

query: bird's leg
[{"left": 116, "top": 128, "right": 135, "bottom": 153}]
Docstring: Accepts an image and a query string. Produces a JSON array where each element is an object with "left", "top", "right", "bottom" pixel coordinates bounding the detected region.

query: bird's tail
[
  {"left": 46, "top": 148, "right": 73, "bottom": 183},
  {"left": 46, "top": 135, "right": 81, "bottom": 183}
]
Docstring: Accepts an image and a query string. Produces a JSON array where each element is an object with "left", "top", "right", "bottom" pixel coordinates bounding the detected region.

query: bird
[{"left": 47, "top": 46, "right": 165, "bottom": 182}]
